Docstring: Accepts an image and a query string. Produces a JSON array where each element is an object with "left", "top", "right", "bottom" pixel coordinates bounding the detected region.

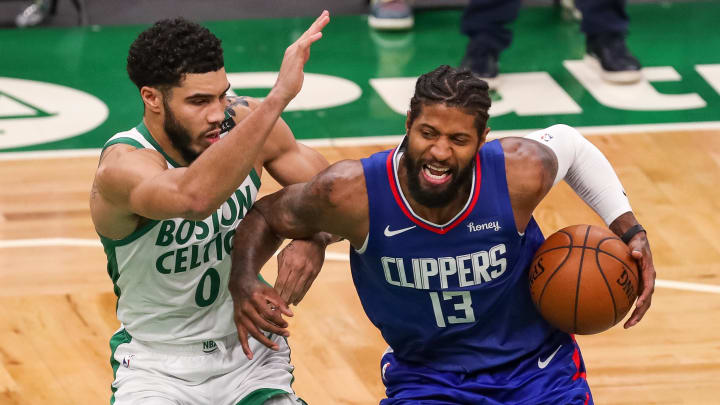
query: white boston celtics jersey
[{"left": 99, "top": 122, "right": 261, "bottom": 343}]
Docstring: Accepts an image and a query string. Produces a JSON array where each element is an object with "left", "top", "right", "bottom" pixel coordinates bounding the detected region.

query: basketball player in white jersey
[{"left": 89, "top": 12, "right": 331, "bottom": 405}]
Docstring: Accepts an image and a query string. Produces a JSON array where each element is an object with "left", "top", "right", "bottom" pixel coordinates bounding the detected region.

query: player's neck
[
  {"left": 142, "top": 116, "right": 190, "bottom": 166},
  {"left": 397, "top": 163, "right": 472, "bottom": 225}
]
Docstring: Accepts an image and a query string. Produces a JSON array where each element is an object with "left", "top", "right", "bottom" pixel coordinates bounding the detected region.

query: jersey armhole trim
[
  {"left": 98, "top": 219, "right": 161, "bottom": 248},
  {"left": 103, "top": 137, "right": 145, "bottom": 151},
  {"left": 354, "top": 233, "right": 369, "bottom": 254}
]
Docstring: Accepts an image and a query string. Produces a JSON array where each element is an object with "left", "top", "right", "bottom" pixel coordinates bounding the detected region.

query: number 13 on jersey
[{"left": 429, "top": 291, "right": 476, "bottom": 327}]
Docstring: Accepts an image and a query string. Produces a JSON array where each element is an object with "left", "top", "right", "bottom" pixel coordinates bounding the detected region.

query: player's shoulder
[
  {"left": 498, "top": 124, "right": 577, "bottom": 168},
  {"left": 307, "top": 159, "right": 365, "bottom": 207},
  {"left": 498, "top": 136, "right": 550, "bottom": 169},
  {"left": 498, "top": 127, "right": 562, "bottom": 199},
  {"left": 97, "top": 142, "right": 168, "bottom": 186}
]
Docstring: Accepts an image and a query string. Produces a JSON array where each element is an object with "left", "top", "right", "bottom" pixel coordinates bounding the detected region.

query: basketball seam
[
  {"left": 594, "top": 237, "right": 619, "bottom": 325},
  {"left": 533, "top": 230, "right": 573, "bottom": 257},
  {"left": 573, "top": 226, "right": 592, "bottom": 333},
  {"left": 595, "top": 240, "right": 640, "bottom": 286},
  {"left": 537, "top": 230, "right": 574, "bottom": 311}
]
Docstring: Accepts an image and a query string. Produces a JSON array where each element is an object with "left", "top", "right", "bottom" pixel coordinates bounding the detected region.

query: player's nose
[
  {"left": 208, "top": 99, "right": 225, "bottom": 124},
  {"left": 429, "top": 137, "right": 452, "bottom": 161}
]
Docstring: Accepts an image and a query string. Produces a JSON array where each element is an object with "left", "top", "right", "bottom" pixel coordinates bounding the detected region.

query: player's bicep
[
  {"left": 96, "top": 148, "right": 199, "bottom": 220},
  {"left": 261, "top": 160, "right": 366, "bottom": 243},
  {"left": 266, "top": 142, "right": 329, "bottom": 185},
  {"left": 263, "top": 117, "right": 329, "bottom": 185}
]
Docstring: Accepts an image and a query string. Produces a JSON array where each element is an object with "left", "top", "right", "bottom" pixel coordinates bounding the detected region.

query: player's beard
[
  {"left": 403, "top": 152, "right": 475, "bottom": 208},
  {"left": 163, "top": 99, "right": 200, "bottom": 164}
]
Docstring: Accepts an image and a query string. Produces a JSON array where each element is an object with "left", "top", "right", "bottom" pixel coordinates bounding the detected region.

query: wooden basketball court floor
[{"left": 1, "top": 128, "right": 719, "bottom": 404}]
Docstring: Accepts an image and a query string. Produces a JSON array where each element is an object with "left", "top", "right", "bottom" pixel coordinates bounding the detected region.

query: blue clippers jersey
[{"left": 349, "top": 140, "right": 556, "bottom": 373}]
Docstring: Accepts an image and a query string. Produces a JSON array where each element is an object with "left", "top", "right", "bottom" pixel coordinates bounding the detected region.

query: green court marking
[
  {"left": 0, "top": 90, "right": 55, "bottom": 119},
  {"left": 0, "top": 1, "right": 719, "bottom": 152}
]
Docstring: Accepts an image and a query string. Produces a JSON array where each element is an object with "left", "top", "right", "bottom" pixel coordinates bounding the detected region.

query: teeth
[
  {"left": 426, "top": 164, "right": 449, "bottom": 172},
  {"left": 423, "top": 166, "right": 449, "bottom": 180}
]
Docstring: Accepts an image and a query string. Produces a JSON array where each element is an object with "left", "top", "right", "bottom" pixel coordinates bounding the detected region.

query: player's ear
[
  {"left": 478, "top": 127, "right": 490, "bottom": 150},
  {"left": 405, "top": 110, "right": 412, "bottom": 134},
  {"left": 140, "top": 86, "right": 164, "bottom": 114}
]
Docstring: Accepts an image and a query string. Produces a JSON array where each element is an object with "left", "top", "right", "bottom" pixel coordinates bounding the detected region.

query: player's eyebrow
[
  {"left": 185, "top": 83, "right": 232, "bottom": 100},
  {"left": 420, "top": 123, "right": 471, "bottom": 137}
]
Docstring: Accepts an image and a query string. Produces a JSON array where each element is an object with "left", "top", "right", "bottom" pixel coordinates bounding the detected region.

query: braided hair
[{"left": 408, "top": 65, "right": 492, "bottom": 137}]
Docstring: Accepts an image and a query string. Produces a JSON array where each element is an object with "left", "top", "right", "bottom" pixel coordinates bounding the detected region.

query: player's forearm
[
  {"left": 525, "top": 124, "right": 632, "bottom": 225},
  {"left": 179, "top": 94, "right": 290, "bottom": 217},
  {"left": 229, "top": 206, "right": 286, "bottom": 288}
]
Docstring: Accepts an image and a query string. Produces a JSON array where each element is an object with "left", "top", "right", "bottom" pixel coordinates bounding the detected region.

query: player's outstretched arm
[
  {"left": 94, "top": 12, "right": 331, "bottom": 225},
  {"left": 508, "top": 124, "right": 656, "bottom": 327},
  {"left": 229, "top": 160, "right": 367, "bottom": 358},
  {"left": 160, "top": 10, "right": 331, "bottom": 218}
]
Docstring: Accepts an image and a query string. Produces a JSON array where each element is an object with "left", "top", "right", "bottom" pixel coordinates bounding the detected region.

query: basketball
[{"left": 528, "top": 224, "right": 640, "bottom": 335}]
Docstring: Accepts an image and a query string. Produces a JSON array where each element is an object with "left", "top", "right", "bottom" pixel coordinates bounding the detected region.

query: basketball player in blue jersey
[
  {"left": 90, "top": 12, "right": 333, "bottom": 405},
  {"left": 228, "top": 65, "right": 656, "bottom": 404}
]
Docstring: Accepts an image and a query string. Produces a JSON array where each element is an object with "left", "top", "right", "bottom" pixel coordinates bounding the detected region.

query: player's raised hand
[
  {"left": 231, "top": 278, "right": 294, "bottom": 359},
  {"left": 271, "top": 10, "right": 330, "bottom": 103},
  {"left": 624, "top": 232, "right": 656, "bottom": 328}
]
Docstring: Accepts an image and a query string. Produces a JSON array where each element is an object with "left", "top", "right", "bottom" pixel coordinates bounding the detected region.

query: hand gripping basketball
[{"left": 529, "top": 224, "right": 642, "bottom": 334}]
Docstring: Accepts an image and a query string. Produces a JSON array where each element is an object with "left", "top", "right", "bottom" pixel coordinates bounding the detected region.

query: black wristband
[{"left": 621, "top": 224, "right": 646, "bottom": 244}]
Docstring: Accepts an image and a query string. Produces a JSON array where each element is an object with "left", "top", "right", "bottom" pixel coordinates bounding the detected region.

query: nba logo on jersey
[
  {"left": 202, "top": 340, "right": 218, "bottom": 353},
  {"left": 121, "top": 354, "right": 135, "bottom": 368},
  {"left": 539, "top": 132, "right": 554, "bottom": 142}
]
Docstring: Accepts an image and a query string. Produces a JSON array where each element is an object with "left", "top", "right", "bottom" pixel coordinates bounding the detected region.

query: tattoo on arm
[
  {"left": 221, "top": 96, "right": 250, "bottom": 133},
  {"left": 225, "top": 96, "right": 249, "bottom": 117}
]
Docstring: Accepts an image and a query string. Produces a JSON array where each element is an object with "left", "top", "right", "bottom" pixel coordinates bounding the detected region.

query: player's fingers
[
  {"left": 250, "top": 308, "right": 289, "bottom": 336},
  {"left": 248, "top": 297, "right": 290, "bottom": 330},
  {"left": 301, "top": 11, "right": 329, "bottom": 39},
  {"left": 286, "top": 269, "right": 309, "bottom": 306},
  {"left": 295, "top": 12, "right": 329, "bottom": 45},
  {"left": 285, "top": 265, "right": 307, "bottom": 305},
  {"left": 260, "top": 287, "right": 294, "bottom": 317},
  {"left": 624, "top": 295, "right": 652, "bottom": 328},
  {"left": 275, "top": 261, "right": 290, "bottom": 301},
  {"left": 294, "top": 272, "right": 317, "bottom": 305},
  {"left": 624, "top": 271, "right": 654, "bottom": 328},
  {"left": 235, "top": 323, "right": 254, "bottom": 360},
  {"left": 256, "top": 301, "right": 290, "bottom": 330},
  {"left": 242, "top": 315, "right": 281, "bottom": 350}
]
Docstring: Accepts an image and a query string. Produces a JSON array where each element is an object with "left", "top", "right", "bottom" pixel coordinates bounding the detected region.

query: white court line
[
  {"left": 654, "top": 279, "right": 720, "bottom": 294},
  {"left": 0, "top": 238, "right": 102, "bottom": 248},
  {"left": 2, "top": 121, "right": 720, "bottom": 161},
  {"left": 1, "top": 238, "right": 718, "bottom": 295}
]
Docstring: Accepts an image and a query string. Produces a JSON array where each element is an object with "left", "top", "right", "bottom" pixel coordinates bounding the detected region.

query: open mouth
[
  {"left": 421, "top": 163, "right": 452, "bottom": 185},
  {"left": 205, "top": 130, "right": 221, "bottom": 143}
]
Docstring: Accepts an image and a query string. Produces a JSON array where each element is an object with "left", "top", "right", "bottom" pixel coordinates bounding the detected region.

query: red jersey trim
[{"left": 385, "top": 148, "right": 482, "bottom": 235}]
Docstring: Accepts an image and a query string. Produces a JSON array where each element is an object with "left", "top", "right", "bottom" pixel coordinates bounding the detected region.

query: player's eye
[{"left": 452, "top": 136, "right": 468, "bottom": 145}]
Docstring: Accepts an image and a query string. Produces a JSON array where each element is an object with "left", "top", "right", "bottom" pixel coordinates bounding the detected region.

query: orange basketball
[{"left": 528, "top": 224, "right": 640, "bottom": 335}]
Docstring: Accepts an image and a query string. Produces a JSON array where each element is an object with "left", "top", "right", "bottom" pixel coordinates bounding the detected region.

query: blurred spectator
[
  {"left": 460, "top": 0, "right": 642, "bottom": 86},
  {"left": 369, "top": 0, "right": 414, "bottom": 30},
  {"left": 15, "top": 0, "right": 56, "bottom": 27}
]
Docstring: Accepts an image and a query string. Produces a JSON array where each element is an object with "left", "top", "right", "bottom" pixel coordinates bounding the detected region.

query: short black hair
[
  {"left": 408, "top": 65, "right": 492, "bottom": 137},
  {"left": 127, "top": 18, "right": 224, "bottom": 91}
]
